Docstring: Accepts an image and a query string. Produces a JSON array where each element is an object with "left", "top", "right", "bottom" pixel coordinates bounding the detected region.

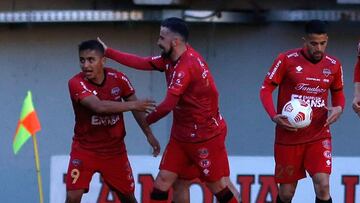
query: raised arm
[
  {"left": 98, "top": 37, "right": 157, "bottom": 71},
  {"left": 125, "top": 94, "right": 160, "bottom": 157}
]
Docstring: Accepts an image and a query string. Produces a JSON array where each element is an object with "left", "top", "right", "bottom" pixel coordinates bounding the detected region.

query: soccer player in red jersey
[
  {"left": 352, "top": 41, "right": 360, "bottom": 116},
  {"left": 260, "top": 20, "right": 345, "bottom": 203},
  {"left": 66, "top": 40, "right": 160, "bottom": 203},
  {"left": 98, "top": 17, "right": 238, "bottom": 203}
]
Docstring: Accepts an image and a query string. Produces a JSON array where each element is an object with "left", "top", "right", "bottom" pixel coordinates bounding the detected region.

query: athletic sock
[
  {"left": 150, "top": 188, "right": 168, "bottom": 203},
  {"left": 315, "top": 197, "right": 332, "bottom": 203},
  {"left": 215, "top": 187, "right": 238, "bottom": 203}
]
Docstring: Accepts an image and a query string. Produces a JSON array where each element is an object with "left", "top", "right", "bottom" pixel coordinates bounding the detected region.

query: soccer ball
[{"left": 282, "top": 99, "right": 313, "bottom": 128}]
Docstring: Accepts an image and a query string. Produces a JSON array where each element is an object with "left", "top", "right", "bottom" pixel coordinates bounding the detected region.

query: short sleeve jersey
[
  {"left": 68, "top": 67, "right": 135, "bottom": 155},
  {"left": 263, "top": 48, "right": 344, "bottom": 145},
  {"left": 148, "top": 45, "right": 226, "bottom": 142}
]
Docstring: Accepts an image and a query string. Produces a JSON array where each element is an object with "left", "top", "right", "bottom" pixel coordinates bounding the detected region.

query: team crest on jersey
[
  {"left": 198, "top": 148, "right": 209, "bottom": 159},
  {"left": 322, "top": 139, "right": 331, "bottom": 150},
  {"left": 111, "top": 87, "right": 121, "bottom": 96},
  {"left": 323, "top": 68, "right": 331, "bottom": 77},
  {"left": 71, "top": 159, "right": 82, "bottom": 167}
]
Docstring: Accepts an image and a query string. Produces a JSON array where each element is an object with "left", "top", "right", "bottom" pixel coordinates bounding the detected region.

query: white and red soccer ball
[{"left": 282, "top": 99, "right": 313, "bottom": 128}]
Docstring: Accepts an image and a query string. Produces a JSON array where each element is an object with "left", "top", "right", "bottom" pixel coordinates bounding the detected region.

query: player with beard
[
  {"left": 260, "top": 20, "right": 345, "bottom": 203},
  {"left": 98, "top": 17, "right": 238, "bottom": 203},
  {"left": 352, "top": 41, "right": 360, "bottom": 116},
  {"left": 66, "top": 40, "right": 160, "bottom": 203}
]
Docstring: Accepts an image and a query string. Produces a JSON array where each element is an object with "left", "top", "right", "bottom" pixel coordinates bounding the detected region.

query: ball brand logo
[
  {"left": 284, "top": 103, "right": 294, "bottom": 112},
  {"left": 294, "top": 112, "right": 306, "bottom": 123}
]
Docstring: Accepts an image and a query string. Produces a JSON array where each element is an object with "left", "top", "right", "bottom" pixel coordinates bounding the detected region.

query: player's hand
[
  {"left": 272, "top": 114, "right": 297, "bottom": 132},
  {"left": 146, "top": 134, "right": 160, "bottom": 157},
  {"left": 97, "top": 37, "right": 108, "bottom": 50},
  {"left": 324, "top": 106, "right": 343, "bottom": 126},
  {"left": 132, "top": 99, "right": 156, "bottom": 113},
  {"left": 352, "top": 96, "right": 360, "bottom": 117}
]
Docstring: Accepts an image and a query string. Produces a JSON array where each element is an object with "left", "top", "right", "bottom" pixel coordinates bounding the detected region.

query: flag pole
[{"left": 32, "top": 134, "right": 44, "bottom": 203}]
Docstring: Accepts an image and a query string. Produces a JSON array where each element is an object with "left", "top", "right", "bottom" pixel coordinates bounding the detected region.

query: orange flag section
[{"left": 13, "top": 91, "right": 41, "bottom": 154}]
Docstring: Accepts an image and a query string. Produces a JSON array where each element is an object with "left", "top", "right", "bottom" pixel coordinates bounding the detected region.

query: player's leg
[
  {"left": 172, "top": 179, "right": 192, "bottom": 203},
  {"left": 277, "top": 182, "right": 297, "bottom": 203},
  {"left": 65, "top": 148, "right": 96, "bottom": 203},
  {"left": 150, "top": 170, "right": 178, "bottom": 203},
  {"left": 274, "top": 143, "right": 306, "bottom": 203},
  {"left": 65, "top": 190, "right": 85, "bottom": 203},
  {"left": 305, "top": 139, "right": 332, "bottom": 203},
  {"left": 150, "top": 138, "right": 188, "bottom": 202},
  {"left": 100, "top": 153, "right": 137, "bottom": 203},
  {"left": 312, "top": 173, "right": 331, "bottom": 203},
  {"left": 224, "top": 177, "right": 240, "bottom": 202}
]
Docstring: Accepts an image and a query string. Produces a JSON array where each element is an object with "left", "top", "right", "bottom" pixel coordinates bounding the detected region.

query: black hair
[
  {"left": 161, "top": 17, "right": 189, "bottom": 42},
  {"left": 78, "top": 40, "right": 105, "bottom": 55},
  {"left": 305, "top": 20, "right": 327, "bottom": 35}
]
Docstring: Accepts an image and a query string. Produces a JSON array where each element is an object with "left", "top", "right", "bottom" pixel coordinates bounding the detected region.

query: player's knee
[
  {"left": 314, "top": 182, "right": 330, "bottom": 199},
  {"left": 278, "top": 189, "right": 295, "bottom": 202}
]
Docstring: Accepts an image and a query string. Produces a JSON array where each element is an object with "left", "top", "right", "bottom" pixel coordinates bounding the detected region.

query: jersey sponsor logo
[
  {"left": 291, "top": 94, "right": 325, "bottom": 108},
  {"left": 268, "top": 60, "right": 282, "bottom": 80},
  {"left": 111, "top": 87, "right": 121, "bottom": 96},
  {"left": 199, "top": 159, "right": 211, "bottom": 168},
  {"left": 121, "top": 76, "right": 134, "bottom": 91},
  {"left": 322, "top": 139, "right": 331, "bottom": 150},
  {"left": 326, "top": 159, "right": 331, "bottom": 166},
  {"left": 294, "top": 83, "right": 326, "bottom": 94},
  {"left": 287, "top": 52, "right": 299, "bottom": 58},
  {"left": 323, "top": 150, "right": 332, "bottom": 159},
  {"left": 306, "top": 77, "right": 320, "bottom": 82},
  {"left": 151, "top": 55, "right": 161, "bottom": 60},
  {"left": 325, "top": 56, "right": 336, "bottom": 64},
  {"left": 323, "top": 68, "right": 331, "bottom": 77},
  {"left": 295, "top": 66, "right": 303, "bottom": 73},
  {"left": 91, "top": 115, "right": 120, "bottom": 126}
]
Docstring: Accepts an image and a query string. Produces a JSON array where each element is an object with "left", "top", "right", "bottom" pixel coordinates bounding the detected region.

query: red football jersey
[
  {"left": 68, "top": 67, "right": 135, "bottom": 155},
  {"left": 148, "top": 45, "right": 226, "bottom": 142},
  {"left": 262, "top": 48, "right": 344, "bottom": 145},
  {"left": 355, "top": 59, "right": 360, "bottom": 82}
]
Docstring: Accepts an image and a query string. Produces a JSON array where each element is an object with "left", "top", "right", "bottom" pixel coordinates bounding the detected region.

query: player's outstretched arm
[
  {"left": 353, "top": 82, "right": 360, "bottom": 117},
  {"left": 97, "top": 37, "right": 154, "bottom": 71},
  {"left": 80, "top": 94, "right": 156, "bottom": 114},
  {"left": 125, "top": 94, "right": 160, "bottom": 157}
]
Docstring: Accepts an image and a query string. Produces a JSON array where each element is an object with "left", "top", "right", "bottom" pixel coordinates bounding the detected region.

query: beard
[{"left": 160, "top": 46, "right": 173, "bottom": 59}]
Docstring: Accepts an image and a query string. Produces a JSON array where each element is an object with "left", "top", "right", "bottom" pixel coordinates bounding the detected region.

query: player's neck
[
  {"left": 170, "top": 44, "right": 187, "bottom": 62},
  {"left": 89, "top": 70, "right": 106, "bottom": 86}
]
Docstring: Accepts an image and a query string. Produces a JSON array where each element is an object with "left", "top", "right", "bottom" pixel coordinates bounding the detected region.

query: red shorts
[
  {"left": 160, "top": 128, "right": 230, "bottom": 182},
  {"left": 66, "top": 147, "right": 135, "bottom": 195},
  {"left": 274, "top": 138, "right": 332, "bottom": 183}
]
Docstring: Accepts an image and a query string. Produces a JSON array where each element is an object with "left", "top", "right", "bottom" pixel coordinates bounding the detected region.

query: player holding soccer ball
[
  {"left": 352, "top": 41, "right": 360, "bottom": 116},
  {"left": 260, "top": 20, "right": 345, "bottom": 203}
]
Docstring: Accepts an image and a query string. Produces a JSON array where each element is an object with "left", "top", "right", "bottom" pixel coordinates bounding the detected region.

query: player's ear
[{"left": 101, "top": 56, "right": 106, "bottom": 65}]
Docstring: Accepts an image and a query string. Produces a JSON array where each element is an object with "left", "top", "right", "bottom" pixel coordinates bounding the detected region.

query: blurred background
[{"left": 1, "top": 0, "right": 360, "bottom": 202}]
